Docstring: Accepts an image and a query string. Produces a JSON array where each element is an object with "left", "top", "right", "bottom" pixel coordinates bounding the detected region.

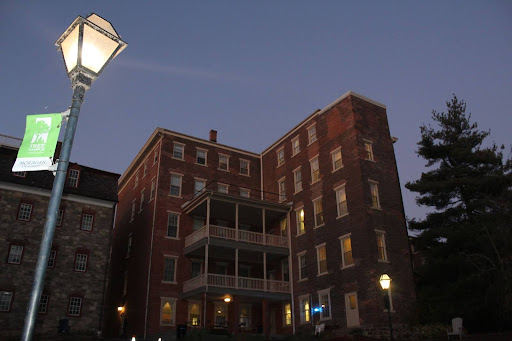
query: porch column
[
  {"left": 235, "top": 203, "right": 239, "bottom": 241},
  {"left": 202, "top": 292, "right": 207, "bottom": 328},
  {"left": 262, "top": 298, "right": 269, "bottom": 338},
  {"left": 204, "top": 244, "right": 209, "bottom": 283},
  {"left": 263, "top": 252, "right": 267, "bottom": 291},
  {"left": 233, "top": 296, "right": 240, "bottom": 336},
  {"left": 206, "top": 197, "right": 211, "bottom": 240},
  {"left": 262, "top": 208, "right": 266, "bottom": 244},
  {"left": 235, "top": 248, "right": 239, "bottom": 289}
]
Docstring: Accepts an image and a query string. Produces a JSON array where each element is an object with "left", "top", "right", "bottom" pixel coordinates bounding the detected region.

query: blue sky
[{"left": 1, "top": 1, "right": 511, "bottom": 221}]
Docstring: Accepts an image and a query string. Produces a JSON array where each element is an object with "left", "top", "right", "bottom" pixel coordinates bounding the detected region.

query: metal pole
[
  {"left": 386, "top": 291, "right": 394, "bottom": 341},
  {"left": 21, "top": 85, "right": 86, "bottom": 341}
]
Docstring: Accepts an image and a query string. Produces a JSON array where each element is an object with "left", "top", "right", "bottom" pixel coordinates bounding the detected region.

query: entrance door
[
  {"left": 345, "top": 292, "right": 360, "bottom": 327},
  {"left": 214, "top": 302, "right": 228, "bottom": 327},
  {"left": 270, "top": 309, "right": 276, "bottom": 335}
]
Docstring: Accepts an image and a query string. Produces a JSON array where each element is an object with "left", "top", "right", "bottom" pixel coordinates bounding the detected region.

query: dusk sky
[{"left": 1, "top": 1, "right": 511, "bottom": 223}]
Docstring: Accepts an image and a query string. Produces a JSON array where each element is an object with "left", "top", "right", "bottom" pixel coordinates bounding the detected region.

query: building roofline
[{"left": 261, "top": 91, "right": 386, "bottom": 155}]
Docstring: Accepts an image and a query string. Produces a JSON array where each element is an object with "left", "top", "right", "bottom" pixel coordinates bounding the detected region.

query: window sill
[
  {"left": 165, "top": 236, "right": 180, "bottom": 240},
  {"left": 371, "top": 207, "right": 382, "bottom": 211},
  {"left": 298, "top": 278, "right": 308, "bottom": 282},
  {"left": 217, "top": 168, "right": 230, "bottom": 172},
  {"left": 195, "top": 163, "right": 208, "bottom": 167},
  {"left": 149, "top": 198, "right": 154, "bottom": 203},
  {"left": 365, "top": 158, "right": 376, "bottom": 163},
  {"left": 378, "top": 259, "right": 390, "bottom": 263},
  {"left": 317, "top": 272, "right": 328, "bottom": 277},
  {"left": 294, "top": 189, "right": 303, "bottom": 195},
  {"left": 307, "top": 140, "right": 317, "bottom": 147},
  {"left": 168, "top": 194, "right": 182, "bottom": 198},
  {"left": 171, "top": 156, "right": 184, "bottom": 161},
  {"left": 162, "top": 281, "right": 177, "bottom": 285},
  {"left": 341, "top": 264, "right": 355, "bottom": 270},
  {"left": 336, "top": 213, "right": 349, "bottom": 220},
  {"left": 313, "top": 224, "right": 325, "bottom": 229},
  {"left": 332, "top": 166, "right": 344, "bottom": 173},
  {"left": 310, "top": 179, "right": 321, "bottom": 186},
  {"left": 239, "top": 173, "right": 250, "bottom": 177},
  {"left": 296, "top": 232, "right": 306, "bottom": 237},
  {"left": 277, "top": 163, "right": 285, "bottom": 168}
]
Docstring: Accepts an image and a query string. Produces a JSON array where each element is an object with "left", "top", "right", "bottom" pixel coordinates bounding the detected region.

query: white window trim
[
  {"left": 239, "top": 187, "right": 250, "bottom": 198},
  {"left": 283, "top": 302, "right": 292, "bottom": 326},
  {"left": 130, "top": 199, "right": 136, "bottom": 222},
  {"left": 217, "top": 182, "right": 229, "bottom": 194},
  {"left": 316, "top": 243, "right": 328, "bottom": 276},
  {"left": 335, "top": 184, "right": 349, "bottom": 218},
  {"left": 153, "top": 149, "right": 159, "bottom": 165},
  {"left": 298, "top": 294, "right": 311, "bottom": 324},
  {"left": 363, "top": 139, "right": 375, "bottom": 162},
  {"left": 134, "top": 172, "right": 139, "bottom": 189},
  {"left": 339, "top": 233, "right": 355, "bottom": 269},
  {"left": 160, "top": 297, "right": 177, "bottom": 326},
  {"left": 166, "top": 211, "right": 180, "bottom": 239},
  {"left": 172, "top": 142, "right": 185, "bottom": 161},
  {"left": 139, "top": 189, "right": 145, "bottom": 213},
  {"left": 369, "top": 179, "right": 381, "bottom": 210},
  {"left": 218, "top": 153, "right": 230, "bottom": 172},
  {"left": 291, "top": 136, "right": 300, "bottom": 156},
  {"left": 239, "top": 159, "right": 250, "bottom": 176},
  {"left": 297, "top": 250, "right": 307, "bottom": 281},
  {"left": 163, "top": 255, "right": 178, "bottom": 284},
  {"left": 143, "top": 160, "right": 148, "bottom": 178},
  {"left": 196, "top": 148, "right": 208, "bottom": 166},
  {"left": 169, "top": 172, "right": 183, "bottom": 198},
  {"left": 67, "top": 169, "right": 80, "bottom": 187},
  {"left": 8, "top": 245, "right": 23, "bottom": 264},
  {"left": 307, "top": 123, "right": 317, "bottom": 145},
  {"left": 194, "top": 178, "right": 207, "bottom": 194},
  {"left": 149, "top": 177, "right": 156, "bottom": 202},
  {"left": 293, "top": 166, "right": 302, "bottom": 194},
  {"left": 318, "top": 288, "right": 332, "bottom": 321},
  {"left": 276, "top": 147, "right": 285, "bottom": 167},
  {"left": 278, "top": 176, "right": 286, "bottom": 202},
  {"left": 295, "top": 207, "right": 305, "bottom": 236},
  {"left": 331, "top": 147, "right": 343, "bottom": 172},
  {"left": 313, "top": 196, "right": 324, "bottom": 228},
  {"left": 375, "top": 229, "right": 389, "bottom": 263},
  {"left": 309, "top": 155, "right": 320, "bottom": 184}
]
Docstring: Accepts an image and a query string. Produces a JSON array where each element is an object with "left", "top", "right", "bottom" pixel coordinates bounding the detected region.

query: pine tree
[{"left": 406, "top": 95, "right": 512, "bottom": 331}]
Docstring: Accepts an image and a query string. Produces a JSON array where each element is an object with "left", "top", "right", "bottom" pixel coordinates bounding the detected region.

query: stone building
[
  {"left": 105, "top": 91, "right": 416, "bottom": 339},
  {"left": 0, "top": 135, "right": 119, "bottom": 338}
]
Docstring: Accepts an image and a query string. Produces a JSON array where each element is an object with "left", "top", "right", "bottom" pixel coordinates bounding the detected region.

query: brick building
[
  {"left": 105, "top": 91, "right": 416, "bottom": 339},
  {"left": 0, "top": 135, "right": 119, "bottom": 338}
]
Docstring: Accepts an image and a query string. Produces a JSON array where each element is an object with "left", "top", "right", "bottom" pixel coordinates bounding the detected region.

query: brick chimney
[{"left": 209, "top": 130, "right": 217, "bottom": 143}]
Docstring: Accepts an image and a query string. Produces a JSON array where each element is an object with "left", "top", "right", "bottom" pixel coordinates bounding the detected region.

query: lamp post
[
  {"left": 21, "top": 14, "right": 126, "bottom": 341},
  {"left": 379, "top": 274, "right": 394, "bottom": 341}
]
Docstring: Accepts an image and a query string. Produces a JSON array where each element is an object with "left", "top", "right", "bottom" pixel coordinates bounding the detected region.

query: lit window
[
  {"left": 336, "top": 185, "right": 348, "bottom": 217},
  {"left": 150, "top": 178, "right": 156, "bottom": 200},
  {"left": 194, "top": 179, "right": 206, "bottom": 194},
  {"left": 298, "top": 252, "right": 307, "bottom": 280},
  {"left": 68, "top": 296, "right": 82, "bottom": 316},
  {"left": 0, "top": 291, "right": 13, "bottom": 312},
  {"left": 318, "top": 289, "right": 331, "bottom": 320},
  {"left": 308, "top": 125, "right": 317, "bottom": 144},
  {"left": 277, "top": 148, "right": 285, "bottom": 166},
  {"left": 161, "top": 298, "right": 176, "bottom": 326},
  {"left": 80, "top": 214, "right": 94, "bottom": 231},
  {"left": 331, "top": 148, "right": 342, "bottom": 171},
  {"left": 296, "top": 208, "right": 305, "bottom": 235},
  {"left": 313, "top": 198, "right": 324, "bottom": 227},
  {"left": 196, "top": 149, "right": 207, "bottom": 165},
  {"left": 18, "top": 203, "right": 32, "bottom": 221},
  {"left": 310, "top": 156, "right": 320, "bottom": 183},
  {"left": 280, "top": 218, "right": 287, "bottom": 237},
  {"left": 299, "top": 295, "right": 310, "bottom": 323},
  {"left": 188, "top": 301, "right": 201, "bottom": 326},
  {"left": 8, "top": 245, "right": 24, "bottom": 264},
  {"left": 38, "top": 294, "right": 49, "bottom": 314},
  {"left": 173, "top": 143, "right": 184, "bottom": 160},
  {"left": 369, "top": 181, "right": 380, "bottom": 209},
  {"left": 167, "top": 213, "right": 179, "bottom": 238},
  {"left": 364, "top": 141, "right": 374, "bottom": 161},
  {"left": 278, "top": 177, "right": 286, "bottom": 202},
  {"left": 240, "top": 159, "right": 250, "bottom": 176},
  {"left": 219, "top": 154, "right": 229, "bottom": 171},
  {"left": 170, "top": 174, "right": 182, "bottom": 197},
  {"left": 291, "top": 136, "right": 300, "bottom": 156},
  {"left": 284, "top": 303, "right": 292, "bottom": 326},
  {"left": 47, "top": 250, "right": 57, "bottom": 268},
  {"left": 340, "top": 234, "right": 354, "bottom": 267},
  {"left": 74, "top": 253, "right": 88, "bottom": 272},
  {"left": 139, "top": 189, "right": 145, "bottom": 212},
  {"left": 217, "top": 183, "right": 229, "bottom": 194},
  {"left": 164, "top": 257, "right": 177, "bottom": 282},
  {"left": 293, "top": 167, "right": 302, "bottom": 193},
  {"left": 240, "top": 188, "right": 250, "bottom": 198},
  {"left": 67, "top": 169, "right": 80, "bottom": 187},
  {"left": 56, "top": 209, "right": 64, "bottom": 226},
  {"left": 316, "top": 244, "right": 327, "bottom": 275},
  {"left": 376, "top": 230, "right": 388, "bottom": 262}
]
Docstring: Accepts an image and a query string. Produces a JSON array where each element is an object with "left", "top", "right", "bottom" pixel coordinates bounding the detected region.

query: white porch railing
[
  {"left": 185, "top": 225, "right": 287, "bottom": 248},
  {"left": 184, "top": 226, "right": 207, "bottom": 248},
  {"left": 183, "top": 274, "right": 290, "bottom": 294}
]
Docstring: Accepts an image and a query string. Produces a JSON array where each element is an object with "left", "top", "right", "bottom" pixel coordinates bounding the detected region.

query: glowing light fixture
[
  {"left": 379, "top": 273, "right": 391, "bottom": 290},
  {"left": 117, "top": 306, "right": 124, "bottom": 312},
  {"left": 224, "top": 297, "right": 232, "bottom": 303}
]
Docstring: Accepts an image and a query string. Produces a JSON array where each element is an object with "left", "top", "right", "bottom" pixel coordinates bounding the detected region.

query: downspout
[
  {"left": 286, "top": 209, "right": 296, "bottom": 335},
  {"left": 144, "top": 135, "right": 163, "bottom": 338}
]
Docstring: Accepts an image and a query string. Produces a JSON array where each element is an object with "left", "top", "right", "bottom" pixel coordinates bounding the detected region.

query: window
[
  {"left": 282, "top": 259, "right": 289, "bottom": 281},
  {"left": 278, "top": 177, "right": 286, "bottom": 202},
  {"left": 240, "top": 188, "right": 250, "bottom": 198},
  {"left": 143, "top": 161, "right": 148, "bottom": 177},
  {"left": 298, "top": 252, "right": 307, "bottom": 280},
  {"left": 308, "top": 124, "right": 317, "bottom": 144},
  {"left": 47, "top": 249, "right": 57, "bottom": 268},
  {"left": 240, "top": 159, "right": 250, "bottom": 176},
  {"left": 239, "top": 304, "right": 251, "bottom": 328},
  {"left": 8, "top": 245, "right": 23, "bottom": 264},
  {"left": 218, "top": 154, "right": 229, "bottom": 171},
  {"left": 194, "top": 179, "right": 206, "bottom": 194},
  {"left": 369, "top": 181, "right": 380, "bottom": 209},
  {"left": 336, "top": 185, "right": 348, "bottom": 217},
  {"left": 68, "top": 296, "right": 82, "bottom": 316},
  {"left": 150, "top": 178, "right": 156, "bottom": 201},
  {"left": 316, "top": 244, "right": 327, "bottom": 275},
  {"left": 196, "top": 149, "right": 207, "bottom": 165},
  {"left": 280, "top": 218, "right": 287, "bottom": 237},
  {"left": 296, "top": 208, "right": 305, "bottom": 235},
  {"left": 67, "top": 169, "right": 80, "bottom": 187},
  {"left": 18, "top": 203, "right": 32, "bottom": 221},
  {"left": 13, "top": 171, "right": 26, "bottom": 178},
  {"left": 318, "top": 289, "right": 331, "bottom": 320},
  {"left": 134, "top": 172, "right": 139, "bottom": 188},
  {"left": 38, "top": 294, "right": 49, "bottom": 314},
  {"left": 56, "top": 209, "right": 64, "bottom": 226},
  {"left": 153, "top": 149, "right": 159, "bottom": 165},
  {"left": 283, "top": 303, "right": 292, "bottom": 326},
  {"left": 130, "top": 199, "right": 136, "bottom": 222},
  {"left": 0, "top": 291, "right": 13, "bottom": 311},
  {"left": 293, "top": 167, "right": 302, "bottom": 193},
  {"left": 139, "top": 189, "right": 145, "bottom": 212},
  {"left": 191, "top": 261, "right": 202, "bottom": 278},
  {"left": 164, "top": 256, "right": 177, "bottom": 283},
  {"left": 173, "top": 143, "right": 184, "bottom": 160},
  {"left": 80, "top": 213, "right": 94, "bottom": 231},
  {"left": 310, "top": 156, "right": 320, "bottom": 183},
  {"left": 74, "top": 253, "right": 88, "bottom": 272},
  {"left": 291, "top": 136, "right": 300, "bottom": 156},
  {"left": 364, "top": 141, "right": 374, "bottom": 161},
  {"left": 217, "top": 183, "right": 229, "bottom": 194},
  {"left": 126, "top": 233, "right": 133, "bottom": 259},
  {"left": 331, "top": 147, "right": 342, "bottom": 171},
  {"left": 340, "top": 234, "right": 354, "bottom": 267},
  {"left": 193, "top": 216, "right": 204, "bottom": 231},
  {"left": 170, "top": 174, "right": 182, "bottom": 197},
  {"left": 161, "top": 298, "right": 176, "bottom": 326},
  {"left": 299, "top": 295, "right": 310, "bottom": 323},
  {"left": 313, "top": 198, "right": 324, "bottom": 227},
  {"left": 188, "top": 301, "right": 201, "bottom": 326},
  {"left": 277, "top": 148, "right": 285, "bottom": 166},
  {"left": 376, "top": 230, "right": 388, "bottom": 262},
  {"left": 167, "top": 212, "right": 179, "bottom": 238}
]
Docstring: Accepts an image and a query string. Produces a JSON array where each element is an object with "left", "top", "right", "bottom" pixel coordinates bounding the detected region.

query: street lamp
[
  {"left": 379, "top": 274, "right": 394, "bottom": 340},
  {"left": 21, "top": 14, "right": 126, "bottom": 341}
]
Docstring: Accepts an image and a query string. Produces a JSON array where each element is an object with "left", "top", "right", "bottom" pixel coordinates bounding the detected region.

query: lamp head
[{"left": 379, "top": 273, "right": 391, "bottom": 290}]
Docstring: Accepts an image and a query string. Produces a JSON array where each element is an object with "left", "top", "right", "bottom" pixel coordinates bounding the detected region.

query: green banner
[{"left": 12, "top": 113, "right": 63, "bottom": 172}]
